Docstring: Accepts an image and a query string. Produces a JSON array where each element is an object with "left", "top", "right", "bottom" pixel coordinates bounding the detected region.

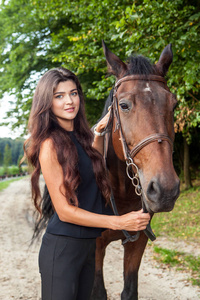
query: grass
[
  {"left": 150, "top": 179, "right": 200, "bottom": 287},
  {"left": 153, "top": 246, "right": 200, "bottom": 286},
  {"left": 0, "top": 177, "right": 26, "bottom": 192},
  {"left": 151, "top": 180, "right": 200, "bottom": 243}
]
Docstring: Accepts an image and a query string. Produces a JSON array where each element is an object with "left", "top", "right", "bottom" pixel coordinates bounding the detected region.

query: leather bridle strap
[
  {"left": 114, "top": 74, "right": 167, "bottom": 93},
  {"left": 110, "top": 190, "right": 140, "bottom": 244},
  {"left": 130, "top": 134, "right": 173, "bottom": 158}
]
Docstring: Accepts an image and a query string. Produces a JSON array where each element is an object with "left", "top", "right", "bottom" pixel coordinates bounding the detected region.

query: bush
[
  {"left": 8, "top": 165, "right": 20, "bottom": 176},
  {"left": 0, "top": 164, "right": 29, "bottom": 177},
  {"left": 22, "top": 165, "right": 28, "bottom": 174},
  {"left": 0, "top": 167, "right": 4, "bottom": 176}
]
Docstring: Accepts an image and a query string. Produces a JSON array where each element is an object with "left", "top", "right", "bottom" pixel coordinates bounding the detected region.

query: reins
[{"left": 106, "top": 74, "right": 173, "bottom": 244}]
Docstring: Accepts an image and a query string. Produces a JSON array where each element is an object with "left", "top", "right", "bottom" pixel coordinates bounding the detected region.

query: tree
[
  {"left": 0, "top": 0, "right": 131, "bottom": 127},
  {"left": 0, "top": 0, "right": 199, "bottom": 183},
  {"left": 3, "top": 144, "right": 12, "bottom": 174},
  {"left": 110, "top": 0, "right": 200, "bottom": 188},
  {"left": 0, "top": 139, "right": 12, "bottom": 165},
  {"left": 17, "top": 155, "right": 23, "bottom": 174},
  {"left": 12, "top": 138, "right": 25, "bottom": 164},
  {"left": 0, "top": 138, "right": 24, "bottom": 166}
]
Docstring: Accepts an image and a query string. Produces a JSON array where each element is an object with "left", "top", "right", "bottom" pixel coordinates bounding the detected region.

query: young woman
[{"left": 25, "top": 67, "right": 150, "bottom": 300}]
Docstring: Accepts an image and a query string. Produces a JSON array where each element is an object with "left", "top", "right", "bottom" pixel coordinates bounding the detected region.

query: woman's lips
[{"left": 65, "top": 107, "right": 75, "bottom": 112}]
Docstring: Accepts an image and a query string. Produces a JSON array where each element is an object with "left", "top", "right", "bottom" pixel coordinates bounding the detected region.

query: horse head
[{"left": 102, "top": 41, "right": 180, "bottom": 214}]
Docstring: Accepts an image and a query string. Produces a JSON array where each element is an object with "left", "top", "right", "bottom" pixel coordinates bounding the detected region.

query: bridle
[
  {"left": 107, "top": 74, "right": 174, "bottom": 244},
  {"left": 112, "top": 74, "right": 173, "bottom": 194},
  {"left": 113, "top": 74, "right": 173, "bottom": 162}
]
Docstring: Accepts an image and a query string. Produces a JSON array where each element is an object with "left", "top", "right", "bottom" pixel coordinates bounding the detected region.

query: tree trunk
[{"left": 183, "top": 137, "right": 192, "bottom": 189}]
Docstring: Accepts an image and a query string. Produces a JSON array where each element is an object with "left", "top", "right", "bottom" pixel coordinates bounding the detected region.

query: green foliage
[
  {"left": 0, "top": 0, "right": 199, "bottom": 132},
  {"left": 0, "top": 167, "right": 4, "bottom": 176},
  {"left": 0, "top": 138, "right": 24, "bottom": 166},
  {"left": 0, "top": 165, "right": 28, "bottom": 177},
  {"left": 8, "top": 165, "right": 20, "bottom": 175},
  {"left": 3, "top": 144, "right": 12, "bottom": 173},
  {"left": 151, "top": 180, "right": 200, "bottom": 242},
  {"left": 153, "top": 246, "right": 200, "bottom": 286},
  {"left": 154, "top": 246, "right": 184, "bottom": 266},
  {"left": 17, "top": 155, "right": 23, "bottom": 173}
]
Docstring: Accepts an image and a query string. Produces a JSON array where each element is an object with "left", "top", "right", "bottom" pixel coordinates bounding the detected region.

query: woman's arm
[
  {"left": 39, "top": 139, "right": 150, "bottom": 231},
  {"left": 92, "top": 135, "right": 104, "bottom": 156}
]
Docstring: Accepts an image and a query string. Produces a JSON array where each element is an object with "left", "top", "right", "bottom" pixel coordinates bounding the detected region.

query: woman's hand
[
  {"left": 118, "top": 209, "right": 151, "bottom": 231},
  {"left": 92, "top": 110, "right": 111, "bottom": 155},
  {"left": 94, "top": 110, "right": 111, "bottom": 134}
]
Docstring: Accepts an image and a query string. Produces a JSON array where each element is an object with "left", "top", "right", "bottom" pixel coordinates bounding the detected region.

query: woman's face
[{"left": 51, "top": 80, "right": 80, "bottom": 131}]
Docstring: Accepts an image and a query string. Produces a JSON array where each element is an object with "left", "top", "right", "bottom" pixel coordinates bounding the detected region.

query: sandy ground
[{"left": 0, "top": 177, "right": 200, "bottom": 300}]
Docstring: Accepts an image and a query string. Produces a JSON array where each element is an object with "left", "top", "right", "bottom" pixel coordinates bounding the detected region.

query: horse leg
[
  {"left": 121, "top": 232, "right": 148, "bottom": 300},
  {"left": 90, "top": 230, "right": 123, "bottom": 300},
  {"left": 90, "top": 235, "right": 108, "bottom": 300}
]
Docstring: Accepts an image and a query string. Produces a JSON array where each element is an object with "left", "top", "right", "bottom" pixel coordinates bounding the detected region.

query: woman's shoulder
[
  {"left": 39, "top": 138, "right": 56, "bottom": 162},
  {"left": 40, "top": 137, "right": 54, "bottom": 150}
]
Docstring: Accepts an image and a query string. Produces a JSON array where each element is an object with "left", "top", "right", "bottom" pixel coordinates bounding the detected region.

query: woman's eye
[
  {"left": 71, "top": 92, "right": 78, "bottom": 96},
  {"left": 119, "top": 102, "right": 130, "bottom": 111},
  {"left": 55, "top": 94, "right": 63, "bottom": 99}
]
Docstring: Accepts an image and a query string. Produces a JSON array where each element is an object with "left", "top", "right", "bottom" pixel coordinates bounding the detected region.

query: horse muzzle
[{"left": 142, "top": 177, "right": 180, "bottom": 213}]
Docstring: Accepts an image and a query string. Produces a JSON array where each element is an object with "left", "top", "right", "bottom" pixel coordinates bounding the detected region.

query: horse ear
[
  {"left": 156, "top": 44, "right": 173, "bottom": 77},
  {"left": 102, "top": 40, "right": 127, "bottom": 78}
]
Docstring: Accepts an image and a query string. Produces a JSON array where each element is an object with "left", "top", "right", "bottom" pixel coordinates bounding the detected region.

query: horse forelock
[{"left": 126, "top": 55, "right": 157, "bottom": 76}]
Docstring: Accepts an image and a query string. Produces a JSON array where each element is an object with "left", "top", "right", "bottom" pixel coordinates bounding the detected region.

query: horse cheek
[{"left": 112, "top": 130, "right": 125, "bottom": 161}]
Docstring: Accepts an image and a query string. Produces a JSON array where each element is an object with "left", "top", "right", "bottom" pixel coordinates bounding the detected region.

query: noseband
[{"left": 108, "top": 74, "right": 174, "bottom": 243}]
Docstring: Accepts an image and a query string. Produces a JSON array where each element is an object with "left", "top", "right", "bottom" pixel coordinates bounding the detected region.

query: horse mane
[{"left": 101, "top": 55, "right": 158, "bottom": 118}]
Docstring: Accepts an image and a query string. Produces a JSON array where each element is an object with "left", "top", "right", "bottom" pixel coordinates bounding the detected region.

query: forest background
[{"left": 0, "top": 0, "right": 199, "bottom": 188}]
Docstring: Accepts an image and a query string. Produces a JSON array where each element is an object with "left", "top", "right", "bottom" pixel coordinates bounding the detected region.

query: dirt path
[{"left": 0, "top": 177, "right": 199, "bottom": 300}]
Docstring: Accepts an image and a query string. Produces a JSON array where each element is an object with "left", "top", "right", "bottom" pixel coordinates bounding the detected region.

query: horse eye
[{"left": 119, "top": 102, "right": 130, "bottom": 111}]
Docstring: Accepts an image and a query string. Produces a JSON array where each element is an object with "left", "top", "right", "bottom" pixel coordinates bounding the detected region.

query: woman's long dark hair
[{"left": 24, "top": 67, "right": 110, "bottom": 238}]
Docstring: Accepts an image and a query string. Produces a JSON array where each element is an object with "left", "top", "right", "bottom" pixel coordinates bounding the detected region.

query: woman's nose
[{"left": 65, "top": 94, "right": 73, "bottom": 104}]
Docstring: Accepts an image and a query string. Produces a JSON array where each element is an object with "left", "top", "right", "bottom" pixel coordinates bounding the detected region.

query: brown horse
[{"left": 90, "top": 41, "right": 180, "bottom": 300}]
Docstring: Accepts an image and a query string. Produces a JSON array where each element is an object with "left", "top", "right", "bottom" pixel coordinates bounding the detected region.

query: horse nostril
[{"left": 147, "top": 180, "right": 161, "bottom": 202}]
